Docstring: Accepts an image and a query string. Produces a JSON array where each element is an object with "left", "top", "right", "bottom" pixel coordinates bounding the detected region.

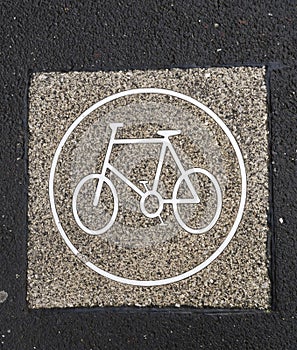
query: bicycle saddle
[{"left": 157, "top": 130, "right": 181, "bottom": 137}]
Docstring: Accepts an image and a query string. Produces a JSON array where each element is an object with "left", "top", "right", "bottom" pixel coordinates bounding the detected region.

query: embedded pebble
[{"left": 0, "top": 291, "right": 8, "bottom": 303}]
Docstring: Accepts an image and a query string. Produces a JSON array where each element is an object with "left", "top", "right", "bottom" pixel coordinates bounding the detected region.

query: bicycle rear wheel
[
  {"left": 172, "top": 168, "right": 222, "bottom": 234},
  {"left": 72, "top": 174, "right": 118, "bottom": 235}
]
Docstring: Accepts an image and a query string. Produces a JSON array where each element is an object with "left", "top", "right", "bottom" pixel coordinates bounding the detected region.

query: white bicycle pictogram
[{"left": 72, "top": 122, "right": 222, "bottom": 235}]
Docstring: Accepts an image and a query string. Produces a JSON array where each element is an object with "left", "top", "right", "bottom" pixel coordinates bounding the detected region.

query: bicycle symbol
[{"left": 72, "top": 122, "right": 222, "bottom": 235}]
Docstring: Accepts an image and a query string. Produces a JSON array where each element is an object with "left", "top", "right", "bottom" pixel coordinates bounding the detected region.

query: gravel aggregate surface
[{"left": 27, "top": 67, "right": 270, "bottom": 309}]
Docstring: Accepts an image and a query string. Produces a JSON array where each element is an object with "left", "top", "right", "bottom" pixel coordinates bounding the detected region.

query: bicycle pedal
[{"left": 139, "top": 180, "right": 148, "bottom": 184}]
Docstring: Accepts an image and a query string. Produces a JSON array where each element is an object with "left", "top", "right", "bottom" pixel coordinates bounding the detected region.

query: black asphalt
[{"left": 0, "top": 0, "right": 297, "bottom": 349}]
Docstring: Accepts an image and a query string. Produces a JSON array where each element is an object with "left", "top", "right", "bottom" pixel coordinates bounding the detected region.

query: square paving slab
[{"left": 27, "top": 67, "right": 270, "bottom": 309}]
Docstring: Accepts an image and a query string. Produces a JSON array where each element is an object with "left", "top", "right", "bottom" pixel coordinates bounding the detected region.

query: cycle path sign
[
  {"left": 49, "top": 88, "right": 244, "bottom": 286},
  {"left": 27, "top": 68, "right": 270, "bottom": 309}
]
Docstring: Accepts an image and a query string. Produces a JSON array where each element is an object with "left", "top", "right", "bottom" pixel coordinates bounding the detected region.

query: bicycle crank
[{"left": 139, "top": 181, "right": 167, "bottom": 225}]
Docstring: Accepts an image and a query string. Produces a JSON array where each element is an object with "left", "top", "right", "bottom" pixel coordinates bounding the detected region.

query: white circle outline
[{"left": 49, "top": 88, "right": 247, "bottom": 286}]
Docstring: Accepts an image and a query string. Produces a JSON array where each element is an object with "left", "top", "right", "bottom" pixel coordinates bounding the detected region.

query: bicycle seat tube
[
  {"left": 102, "top": 123, "right": 123, "bottom": 172},
  {"left": 93, "top": 123, "right": 123, "bottom": 206}
]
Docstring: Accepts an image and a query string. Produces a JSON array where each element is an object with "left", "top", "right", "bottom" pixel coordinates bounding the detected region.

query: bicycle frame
[{"left": 93, "top": 123, "right": 200, "bottom": 206}]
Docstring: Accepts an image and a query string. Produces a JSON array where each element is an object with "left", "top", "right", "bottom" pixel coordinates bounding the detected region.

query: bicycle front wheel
[
  {"left": 72, "top": 174, "right": 118, "bottom": 235},
  {"left": 172, "top": 168, "right": 222, "bottom": 234}
]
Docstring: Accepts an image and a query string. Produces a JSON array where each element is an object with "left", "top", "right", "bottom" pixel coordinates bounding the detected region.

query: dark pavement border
[{"left": 0, "top": 1, "right": 297, "bottom": 348}]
